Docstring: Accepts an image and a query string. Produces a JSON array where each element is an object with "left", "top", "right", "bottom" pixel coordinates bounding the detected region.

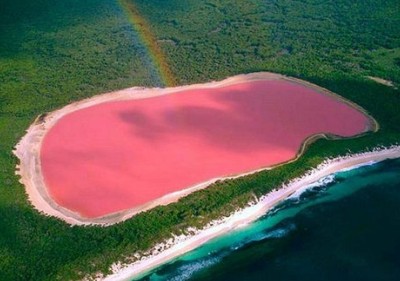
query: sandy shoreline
[
  {"left": 101, "top": 146, "right": 400, "bottom": 281},
  {"left": 13, "top": 72, "right": 377, "bottom": 226}
]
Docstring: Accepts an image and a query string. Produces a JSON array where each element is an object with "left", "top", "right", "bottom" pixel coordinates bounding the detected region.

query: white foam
[
  {"left": 169, "top": 255, "right": 223, "bottom": 281},
  {"left": 338, "top": 160, "right": 377, "bottom": 172},
  {"left": 288, "top": 174, "right": 336, "bottom": 200},
  {"left": 264, "top": 223, "right": 296, "bottom": 239}
]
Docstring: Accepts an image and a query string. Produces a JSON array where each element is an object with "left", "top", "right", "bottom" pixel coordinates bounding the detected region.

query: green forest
[{"left": 0, "top": 0, "right": 399, "bottom": 280}]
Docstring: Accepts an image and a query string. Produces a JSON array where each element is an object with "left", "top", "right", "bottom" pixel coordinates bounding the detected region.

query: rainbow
[{"left": 118, "top": 0, "right": 176, "bottom": 87}]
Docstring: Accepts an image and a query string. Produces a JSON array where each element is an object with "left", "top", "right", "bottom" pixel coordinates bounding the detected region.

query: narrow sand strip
[
  {"left": 367, "top": 76, "right": 396, "bottom": 88},
  {"left": 101, "top": 146, "right": 400, "bottom": 281},
  {"left": 14, "top": 72, "right": 377, "bottom": 225}
]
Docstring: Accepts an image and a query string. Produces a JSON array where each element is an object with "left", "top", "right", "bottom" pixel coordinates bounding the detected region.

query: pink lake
[{"left": 41, "top": 80, "right": 371, "bottom": 218}]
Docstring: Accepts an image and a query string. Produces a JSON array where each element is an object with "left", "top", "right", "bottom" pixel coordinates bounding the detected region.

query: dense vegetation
[
  {"left": 0, "top": 0, "right": 399, "bottom": 280},
  {"left": 135, "top": 0, "right": 400, "bottom": 85}
]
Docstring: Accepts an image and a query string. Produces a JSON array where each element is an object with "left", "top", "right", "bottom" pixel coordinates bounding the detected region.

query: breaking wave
[
  {"left": 166, "top": 255, "right": 224, "bottom": 281},
  {"left": 289, "top": 174, "right": 336, "bottom": 201}
]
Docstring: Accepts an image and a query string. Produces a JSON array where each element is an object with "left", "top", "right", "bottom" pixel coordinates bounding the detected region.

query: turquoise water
[{"left": 136, "top": 158, "right": 400, "bottom": 281}]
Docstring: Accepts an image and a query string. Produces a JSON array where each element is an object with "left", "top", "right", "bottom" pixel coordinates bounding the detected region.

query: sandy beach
[
  {"left": 101, "top": 146, "right": 400, "bottom": 281},
  {"left": 13, "top": 72, "right": 377, "bottom": 226}
]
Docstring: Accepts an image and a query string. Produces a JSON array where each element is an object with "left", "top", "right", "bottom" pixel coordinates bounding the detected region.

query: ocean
[{"left": 136, "top": 158, "right": 400, "bottom": 281}]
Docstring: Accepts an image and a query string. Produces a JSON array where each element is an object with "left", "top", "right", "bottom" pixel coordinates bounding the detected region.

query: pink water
[{"left": 41, "top": 80, "right": 370, "bottom": 218}]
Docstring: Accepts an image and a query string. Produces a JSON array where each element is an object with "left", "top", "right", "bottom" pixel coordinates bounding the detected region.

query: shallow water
[{"left": 136, "top": 158, "right": 400, "bottom": 281}]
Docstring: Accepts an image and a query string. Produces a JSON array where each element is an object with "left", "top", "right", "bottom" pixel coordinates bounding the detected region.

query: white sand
[
  {"left": 13, "top": 72, "right": 377, "bottom": 226},
  {"left": 99, "top": 146, "right": 400, "bottom": 281},
  {"left": 367, "top": 76, "right": 396, "bottom": 88}
]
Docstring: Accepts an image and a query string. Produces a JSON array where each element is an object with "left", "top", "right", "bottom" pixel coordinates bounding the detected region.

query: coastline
[
  {"left": 13, "top": 72, "right": 377, "bottom": 226},
  {"left": 101, "top": 146, "right": 400, "bottom": 281}
]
